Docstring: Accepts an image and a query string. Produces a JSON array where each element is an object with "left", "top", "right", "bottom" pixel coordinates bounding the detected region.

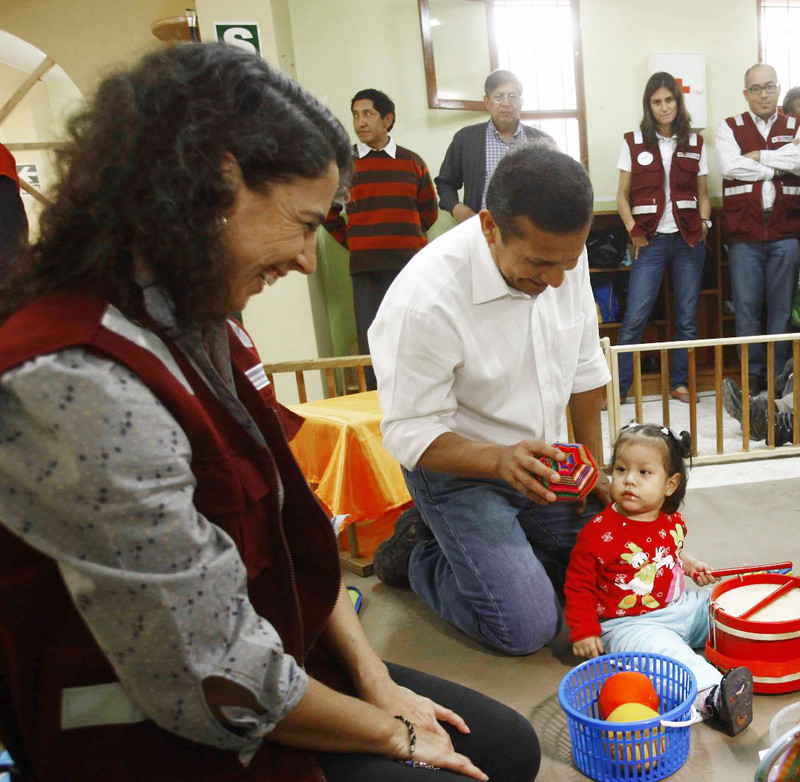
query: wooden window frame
[{"left": 418, "top": 0, "right": 589, "bottom": 167}]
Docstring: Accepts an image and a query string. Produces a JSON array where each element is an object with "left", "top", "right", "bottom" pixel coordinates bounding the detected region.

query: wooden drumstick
[
  {"left": 738, "top": 577, "right": 800, "bottom": 620},
  {"left": 708, "top": 561, "right": 793, "bottom": 578}
]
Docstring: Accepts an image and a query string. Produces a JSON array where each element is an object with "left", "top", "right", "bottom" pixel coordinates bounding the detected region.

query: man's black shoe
[
  {"left": 722, "top": 378, "right": 742, "bottom": 422},
  {"left": 373, "top": 507, "right": 432, "bottom": 587},
  {"left": 774, "top": 411, "right": 795, "bottom": 446},
  {"left": 722, "top": 378, "right": 777, "bottom": 441},
  {"left": 748, "top": 374, "right": 764, "bottom": 395},
  {"left": 706, "top": 666, "right": 753, "bottom": 737}
]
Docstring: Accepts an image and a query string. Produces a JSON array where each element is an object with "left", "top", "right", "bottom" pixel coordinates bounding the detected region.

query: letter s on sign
[{"left": 222, "top": 27, "right": 257, "bottom": 53}]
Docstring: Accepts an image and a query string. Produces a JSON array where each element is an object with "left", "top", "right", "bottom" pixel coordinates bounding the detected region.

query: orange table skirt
[{"left": 289, "top": 391, "right": 411, "bottom": 555}]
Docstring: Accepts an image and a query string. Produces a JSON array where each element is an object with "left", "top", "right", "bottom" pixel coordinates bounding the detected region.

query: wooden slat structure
[
  {"left": 606, "top": 333, "right": 800, "bottom": 465},
  {"left": 264, "top": 355, "right": 372, "bottom": 404}
]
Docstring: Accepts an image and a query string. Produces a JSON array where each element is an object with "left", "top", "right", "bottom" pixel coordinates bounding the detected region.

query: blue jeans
[
  {"left": 600, "top": 587, "right": 720, "bottom": 691},
  {"left": 403, "top": 466, "right": 603, "bottom": 655},
  {"left": 728, "top": 238, "right": 800, "bottom": 381},
  {"left": 617, "top": 232, "right": 705, "bottom": 398}
]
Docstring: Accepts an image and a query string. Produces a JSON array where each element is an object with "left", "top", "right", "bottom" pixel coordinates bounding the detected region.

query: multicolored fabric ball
[{"left": 539, "top": 442, "right": 598, "bottom": 502}]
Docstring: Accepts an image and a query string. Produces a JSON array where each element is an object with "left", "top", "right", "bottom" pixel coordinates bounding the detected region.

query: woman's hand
[
  {"left": 363, "top": 678, "right": 469, "bottom": 740},
  {"left": 412, "top": 725, "right": 489, "bottom": 781},
  {"left": 573, "top": 635, "right": 604, "bottom": 658},
  {"left": 630, "top": 234, "right": 648, "bottom": 260}
]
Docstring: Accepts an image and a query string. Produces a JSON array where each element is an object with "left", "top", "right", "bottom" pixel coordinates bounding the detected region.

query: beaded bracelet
[{"left": 393, "top": 715, "right": 439, "bottom": 770}]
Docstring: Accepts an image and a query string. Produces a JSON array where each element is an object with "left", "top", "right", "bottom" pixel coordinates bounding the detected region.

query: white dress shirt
[
  {"left": 617, "top": 134, "right": 709, "bottom": 234},
  {"left": 368, "top": 216, "right": 610, "bottom": 470},
  {"left": 715, "top": 110, "right": 800, "bottom": 210}
]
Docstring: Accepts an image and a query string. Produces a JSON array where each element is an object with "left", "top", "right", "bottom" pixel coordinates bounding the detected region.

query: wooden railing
[
  {"left": 263, "top": 355, "right": 372, "bottom": 403},
  {"left": 603, "top": 334, "right": 800, "bottom": 465},
  {"left": 264, "top": 337, "right": 800, "bottom": 468}
]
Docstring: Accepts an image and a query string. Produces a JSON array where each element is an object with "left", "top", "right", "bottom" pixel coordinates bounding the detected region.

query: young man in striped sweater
[{"left": 324, "top": 89, "right": 438, "bottom": 387}]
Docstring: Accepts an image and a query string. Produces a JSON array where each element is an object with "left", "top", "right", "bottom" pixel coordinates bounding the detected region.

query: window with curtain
[
  {"left": 419, "top": 0, "right": 587, "bottom": 166},
  {"left": 758, "top": 0, "right": 800, "bottom": 92}
]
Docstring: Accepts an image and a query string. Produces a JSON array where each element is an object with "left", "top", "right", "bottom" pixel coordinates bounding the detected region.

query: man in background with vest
[
  {"left": 715, "top": 64, "right": 800, "bottom": 394},
  {"left": 435, "top": 69, "right": 554, "bottom": 224},
  {"left": 324, "top": 89, "right": 438, "bottom": 389}
]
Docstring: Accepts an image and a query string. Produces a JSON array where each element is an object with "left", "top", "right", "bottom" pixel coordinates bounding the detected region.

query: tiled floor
[{"left": 346, "top": 398, "right": 800, "bottom": 781}]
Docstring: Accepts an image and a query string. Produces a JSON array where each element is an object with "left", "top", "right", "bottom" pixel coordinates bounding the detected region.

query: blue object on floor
[
  {"left": 347, "top": 585, "right": 363, "bottom": 614},
  {"left": 0, "top": 749, "right": 13, "bottom": 782}
]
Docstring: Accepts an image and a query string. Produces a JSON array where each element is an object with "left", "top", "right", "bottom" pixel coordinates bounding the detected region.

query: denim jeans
[
  {"left": 600, "top": 587, "right": 720, "bottom": 690},
  {"left": 403, "top": 466, "right": 603, "bottom": 655},
  {"left": 617, "top": 232, "right": 705, "bottom": 398},
  {"left": 728, "top": 238, "right": 800, "bottom": 381}
]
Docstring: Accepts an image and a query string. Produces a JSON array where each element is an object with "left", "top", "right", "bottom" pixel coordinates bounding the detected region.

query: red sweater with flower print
[{"left": 565, "top": 505, "right": 688, "bottom": 643}]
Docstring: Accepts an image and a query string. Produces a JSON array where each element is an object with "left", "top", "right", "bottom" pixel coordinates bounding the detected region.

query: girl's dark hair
[
  {"left": 640, "top": 71, "right": 693, "bottom": 150},
  {"left": 612, "top": 423, "right": 692, "bottom": 514},
  {"left": 0, "top": 42, "right": 353, "bottom": 327}
]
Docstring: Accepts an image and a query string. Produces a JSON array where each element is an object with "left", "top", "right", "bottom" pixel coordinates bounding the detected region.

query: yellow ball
[
  {"left": 605, "top": 702, "right": 664, "bottom": 774},
  {"left": 606, "top": 703, "right": 659, "bottom": 723}
]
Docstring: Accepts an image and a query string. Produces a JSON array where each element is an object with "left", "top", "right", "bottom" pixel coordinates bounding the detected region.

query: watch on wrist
[{"left": 702, "top": 218, "right": 712, "bottom": 229}]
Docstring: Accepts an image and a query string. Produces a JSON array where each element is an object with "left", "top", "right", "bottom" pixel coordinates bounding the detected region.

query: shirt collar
[
  {"left": 467, "top": 218, "right": 533, "bottom": 304},
  {"left": 355, "top": 137, "right": 397, "bottom": 158},
  {"left": 748, "top": 109, "right": 778, "bottom": 128},
  {"left": 487, "top": 120, "right": 525, "bottom": 143}
]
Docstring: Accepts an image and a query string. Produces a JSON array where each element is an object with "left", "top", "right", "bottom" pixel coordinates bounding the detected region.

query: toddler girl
[{"left": 565, "top": 423, "right": 753, "bottom": 736}]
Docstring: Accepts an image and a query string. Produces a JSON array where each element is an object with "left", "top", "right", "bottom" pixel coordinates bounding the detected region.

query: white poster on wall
[{"left": 649, "top": 53, "right": 707, "bottom": 130}]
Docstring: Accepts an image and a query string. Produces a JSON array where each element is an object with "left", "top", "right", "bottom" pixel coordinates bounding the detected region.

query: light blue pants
[{"left": 600, "top": 587, "right": 721, "bottom": 691}]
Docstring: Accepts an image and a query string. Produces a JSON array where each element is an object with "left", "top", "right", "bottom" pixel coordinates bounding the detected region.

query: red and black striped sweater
[{"left": 324, "top": 143, "right": 438, "bottom": 274}]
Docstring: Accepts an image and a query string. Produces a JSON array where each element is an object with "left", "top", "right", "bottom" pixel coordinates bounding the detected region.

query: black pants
[
  {"left": 317, "top": 662, "right": 540, "bottom": 781},
  {"left": 351, "top": 270, "right": 399, "bottom": 391}
]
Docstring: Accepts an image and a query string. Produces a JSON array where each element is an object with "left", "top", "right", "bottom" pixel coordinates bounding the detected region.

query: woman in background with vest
[
  {"left": 0, "top": 44, "right": 538, "bottom": 782},
  {"left": 615, "top": 71, "right": 712, "bottom": 403}
]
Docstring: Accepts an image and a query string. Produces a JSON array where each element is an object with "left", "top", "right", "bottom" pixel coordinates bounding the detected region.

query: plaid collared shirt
[{"left": 482, "top": 120, "right": 527, "bottom": 208}]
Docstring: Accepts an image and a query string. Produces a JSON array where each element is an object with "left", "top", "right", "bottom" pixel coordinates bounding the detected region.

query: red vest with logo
[
  {"left": 0, "top": 291, "right": 343, "bottom": 781},
  {"left": 722, "top": 112, "right": 800, "bottom": 242},
  {"left": 624, "top": 130, "right": 704, "bottom": 246}
]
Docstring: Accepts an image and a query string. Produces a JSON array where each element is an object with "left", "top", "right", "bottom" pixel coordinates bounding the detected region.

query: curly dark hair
[
  {"left": 0, "top": 42, "right": 353, "bottom": 327},
  {"left": 612, "top": 423, "right": 692, "bottom": 514},
  {"left": 640, "top": 72, "right": 693, "bottom": 150}
]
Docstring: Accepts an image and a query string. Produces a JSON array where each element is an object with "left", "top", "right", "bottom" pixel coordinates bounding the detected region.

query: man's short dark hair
[
  {"left": 783, "top": 86, "right": 800, "bottom": 116},
  {"left": 484, "top": 69, "right": 523, "bottom": 97},
  {"left": 486, "top": 145, "right": 593, "bottom": 238},
  {"left": 351, "top": 88, "right": 395, "bottom": 131}
]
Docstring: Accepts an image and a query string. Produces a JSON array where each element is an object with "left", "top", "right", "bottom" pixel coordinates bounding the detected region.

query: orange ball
[{"left": 598, "top": 672, "right": 660, "bottom": 720}]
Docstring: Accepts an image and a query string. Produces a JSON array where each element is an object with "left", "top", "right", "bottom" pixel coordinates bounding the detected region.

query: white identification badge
[
  {"left": 676, "top": 151, "right": 700, "bottom": 160},
  {"left": 245, "top": 362, "right": 270, "bottom": 391},
  {"left": 772, "top": 135, "right": 795, "bottom": 143},
  {"left": 637, "top": 151, "right": 654, "bottom": 166}
]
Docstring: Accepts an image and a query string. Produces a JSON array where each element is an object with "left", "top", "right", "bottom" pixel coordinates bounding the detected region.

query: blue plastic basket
[{"left": 558, "top": 652, "right": 697, "bottom": 782}]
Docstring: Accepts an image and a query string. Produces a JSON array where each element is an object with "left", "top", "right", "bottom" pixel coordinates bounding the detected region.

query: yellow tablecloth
[{"left": 289, "top": 391, "right": 411, "bottom": 527}]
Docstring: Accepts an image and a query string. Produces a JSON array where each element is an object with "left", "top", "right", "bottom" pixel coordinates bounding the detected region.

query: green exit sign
[{"left": 214, "top": 22, "right": 261, "bottom": 55}]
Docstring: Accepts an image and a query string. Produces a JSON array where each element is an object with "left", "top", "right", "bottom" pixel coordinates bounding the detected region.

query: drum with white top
[{"left": 706, "top": 573, "right": 800, "bottom": 694}]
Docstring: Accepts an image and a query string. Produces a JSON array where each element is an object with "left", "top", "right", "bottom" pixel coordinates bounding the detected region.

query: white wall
[
  {"left": 581, "top": 0, "right": 759, "bottom": 204},
  {"left": 0, "top": 0, "right": 773, "bottom": 403}
]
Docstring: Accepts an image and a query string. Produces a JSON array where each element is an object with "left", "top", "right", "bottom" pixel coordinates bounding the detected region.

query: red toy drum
[{"left": 706, "top": 573, "right": 800, "bottom": 694}]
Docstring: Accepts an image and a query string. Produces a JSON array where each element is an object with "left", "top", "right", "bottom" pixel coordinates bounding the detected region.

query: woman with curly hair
[
  {"left": 0, "top": 43, "right": 539, "bottom": 782},
  {"left": 615, "top": 71, "right": 712, "bottom": 404}
]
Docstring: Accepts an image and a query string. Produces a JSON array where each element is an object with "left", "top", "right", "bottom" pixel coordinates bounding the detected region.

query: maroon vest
[
  {"left": 0, "top": 291, "right": 343, "bottom": 781},
  {"left": 625, "top": 130, "right": 704, "bottom": 246},
  {"left": 722, "top": 112, "right": 800, "bottom": 242}
]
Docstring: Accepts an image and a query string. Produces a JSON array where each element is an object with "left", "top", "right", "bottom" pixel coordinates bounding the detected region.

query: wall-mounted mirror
[{"left": 419, "top": 0, "right": 588, "bottom": 166}]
